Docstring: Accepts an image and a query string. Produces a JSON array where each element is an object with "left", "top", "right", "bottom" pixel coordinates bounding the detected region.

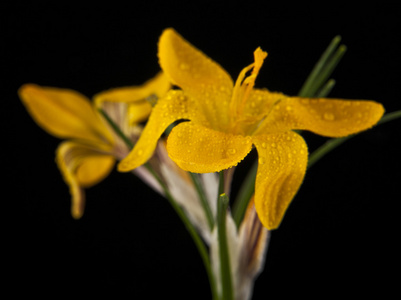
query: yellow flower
[
  {"left": 118, "top": 28, "right": 384, "bottom": 230},
  {"left": 19, "top": 72, "right": 170, "bottom": 219}
]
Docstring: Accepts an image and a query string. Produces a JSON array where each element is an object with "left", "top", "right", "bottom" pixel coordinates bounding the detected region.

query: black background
[{"left": 3, "top": 2, "right": 400, "bottom": 298}]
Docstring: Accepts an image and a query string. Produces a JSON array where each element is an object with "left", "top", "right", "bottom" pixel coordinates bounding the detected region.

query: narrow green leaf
[
  {"left": 316, "top": 79, "right": 336, "bottom": 97},
  {"left": 298, "top": 35, "right": 343, "bottom": 97},
  {"left": 308, "top": 45, "right": 346, "bottom": 97}
]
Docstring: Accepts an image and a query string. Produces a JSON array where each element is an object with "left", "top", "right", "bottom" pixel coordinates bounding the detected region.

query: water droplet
[
  {"left": 261, "top": 142, "right": 267, "bottom": 148},
  {"left": 323, "top": 112, "right": 335, "bottom": 121},
  {"left": 227, "top": 148, "right": 236, "bottom": 155},
  {"left": 286, "top": 105, "right": 293, "bottom": 111},
  {"left": 179, "top": 63, "right": 190, "bottom": 70},
  {"left": 259, "top": 157, "right": 265, "bottom": 164},
  {"left": 271, "top": 143, "right": 277, "bottom": 148}
]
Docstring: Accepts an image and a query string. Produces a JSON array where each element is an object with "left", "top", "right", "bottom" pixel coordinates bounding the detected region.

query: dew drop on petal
[
  {"left": 227, "top": 148, "right": 236, "bottom": 155},
  {"left": 179, "top": 63, "right": 190, "bottom": 70},
  {"left": 259, "top": 157, "right": 265, "bottom": 164},
  {"left": 323, "top": 112, "right": 335, "bottom": 121}
]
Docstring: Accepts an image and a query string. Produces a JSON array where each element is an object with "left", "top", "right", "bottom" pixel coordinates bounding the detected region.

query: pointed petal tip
[
  {"left": 117, "top": 160, "right": 133, "bottom": 172},
  {"left": 71, "top": 209, "right": 83, "bottom": 220}
]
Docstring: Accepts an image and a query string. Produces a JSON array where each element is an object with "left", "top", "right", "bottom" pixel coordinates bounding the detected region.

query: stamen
[{"left": 229, "top": 48, "right": 268, "bottom": 133}]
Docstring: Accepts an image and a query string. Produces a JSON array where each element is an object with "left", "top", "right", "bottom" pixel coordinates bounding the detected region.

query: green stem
[
  {"left": 217, "top": 193, "right": 233, "bottom": 300},
  {"left": 307, "top": 135, "right": 352, "bottom": 168},
  {"left": 189, "top": 172, "right": 215, "bottom": 230},
  {"left": 378, "top": 110, "right": 401, "bottom": 125}
]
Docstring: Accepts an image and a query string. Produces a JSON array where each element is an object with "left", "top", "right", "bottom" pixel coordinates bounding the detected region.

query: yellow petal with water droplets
[
  {"left": 252, "top": 132, "right": 308, "bottom": 230},
  {"left": 118, "top": 90, "right": 201, "bottom": 172},
  {"left": 255, "top": 97, "right": 384, "bottom": 137},
  {"left": 158, "top": 28, "right": 234, "bottom": 130},
  {"left": 167, "top": 122, "right": 253, "bottom": 173},
  {"left": 56, "top": 141, "right": 115, "bottom": 219},
  {"left": 19, "top": 84, "right": 113, "bottom": 144}
]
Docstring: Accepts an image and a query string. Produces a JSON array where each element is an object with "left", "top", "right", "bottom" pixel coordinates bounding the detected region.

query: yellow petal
[
  {"left": 252, "top": 132, "right": 308, "bottom": 230},
  {"left": 167, "top": 122, "right": 253, "bottom": 173},
  {"left": 94, "top": 72, "right": 171, "bottom": 124},
  {"left": 158, "top": 28, "right": 233, "bottom": 130},
  {"left": 127, "top": 102, "right": 152, "bottom": 124},
  {"left": 118, "top": 89, "right": 203, "bottom": 172},
  {"left": 19, "top": 84, "right": 113, "bottom": 144},
  {"left": 56, "top": 141, "right": 115, "bottom": 219},
  {"left": 255, "top": 96, "right": 385, "bottom": 137}
]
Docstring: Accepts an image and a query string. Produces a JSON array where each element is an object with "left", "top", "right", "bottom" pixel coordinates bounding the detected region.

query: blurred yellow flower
[
  {"left": 19, "top": 72, "right": 170, "bottom": 218},
  {"left": 118, "top": 28, "right": 384, "bottom": 229}
]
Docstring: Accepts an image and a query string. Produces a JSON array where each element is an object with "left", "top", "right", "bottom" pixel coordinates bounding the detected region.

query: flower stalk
[{"left": 217, "top": 193, "right": 233, "bottom": 300}]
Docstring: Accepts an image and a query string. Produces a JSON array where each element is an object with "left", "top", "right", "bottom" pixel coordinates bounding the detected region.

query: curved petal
[
  {"left": 19, "top": 84, "right": 113, "bottom": 144},
  {"left": 127, "top": 102, "right": 152, "bottom": 125},
  {"left": 56, "top": 141, "right": 115, "bottom": 219},
  {"left": 118, "top": 89, "right": 202, "bottom": 172},
  {"left": 252, "top": 132, "right": 308, "bottom": 230},
  {"left": 158, "top": 28, "right": 233, "bottom": 130},
  {"left": 94, "top": 72, "right": 171, "bottom": 124},
  {"left": 94, "top": 72, "right": 171, "bottom": 104},
  {"left": 166, "top": 122, "right": 253, "bottom": 173},
  {"left": 255, "top": 96, "right": 385, "bottom": 137}
]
